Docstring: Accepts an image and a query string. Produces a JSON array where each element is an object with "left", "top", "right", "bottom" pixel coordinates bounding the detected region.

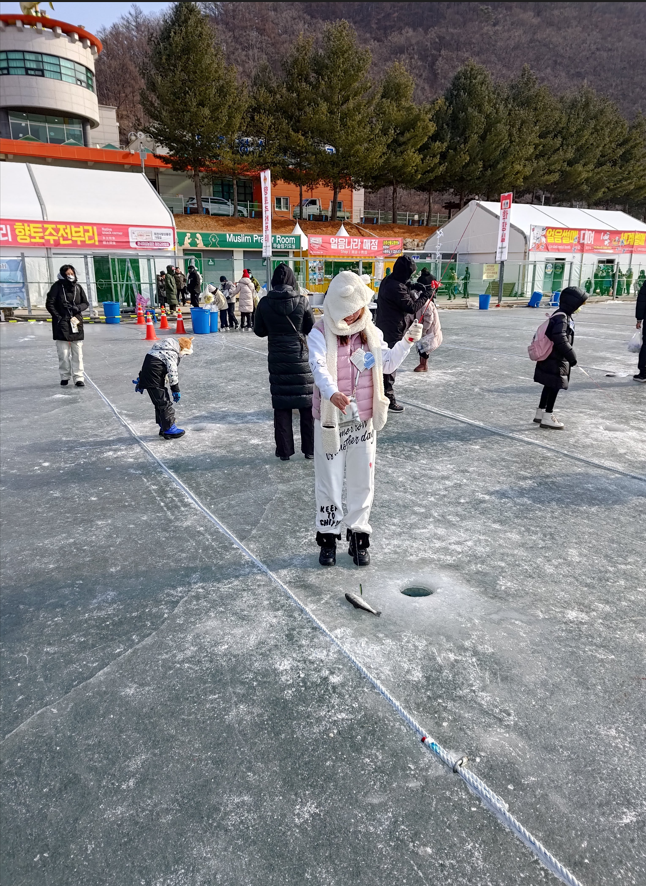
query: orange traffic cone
[
  {"left": 159, "top": 305, "right": 169, "bottom": 330},
  {"left": 143, "top": 312, "right": 158, "bottom": 341},
  {"left": 136, "top": 303, "right": 145, "bottom": 325},
  {"left": 175, "top": 307, "right": 186, "bottom": 335}
]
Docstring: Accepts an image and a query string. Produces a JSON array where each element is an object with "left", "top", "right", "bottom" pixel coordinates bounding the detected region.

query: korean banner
[
  {"left": 0, "top": 219, "right": 174, "bottom": 251},
  {"left": 307, "top": 235, "right": 403, "bottom": 258},
  {"left": 260, "top": 169, "right": 272, "bottom": 258},
  {"left": 496, "top": 192, "right": 513, "bottom": 262},
  {"left": 529, "top": 226, "right": 646, "bottom": 255}
]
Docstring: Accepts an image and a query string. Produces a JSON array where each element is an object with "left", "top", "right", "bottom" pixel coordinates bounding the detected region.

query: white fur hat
[{"left": 324, "top": 271, "right": 373, "bottom": 324}]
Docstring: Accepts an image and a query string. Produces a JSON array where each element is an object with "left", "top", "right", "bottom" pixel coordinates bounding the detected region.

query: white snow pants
[
  {"left": 56, "top": 340, "right": 84, "bottom": 383},
  {"left": 314, "top": 419, "right": 377, "bottom": 535}
]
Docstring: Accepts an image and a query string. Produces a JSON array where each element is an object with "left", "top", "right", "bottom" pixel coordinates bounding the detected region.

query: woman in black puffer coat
[
  {"left": 45, "top": 264, "right": 89, "bottom": 387},
  {"left": 254, "top": 264, "right": 315, "bottom": 460},
  {"left": 533, "top": 286, "right": 588, "bottom": 429}
]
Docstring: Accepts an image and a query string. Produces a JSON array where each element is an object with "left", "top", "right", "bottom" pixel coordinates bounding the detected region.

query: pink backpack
[{"left": 528, "top": 312, "right": 564, "bottom": 361}]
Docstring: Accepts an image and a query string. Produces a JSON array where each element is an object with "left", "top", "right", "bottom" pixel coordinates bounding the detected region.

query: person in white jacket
[
  {"left": 231, "top": 269, "right": 256, "bottom": 330},
  {"left": 307, "top": 271, "right": 422, "bottom": 567}
]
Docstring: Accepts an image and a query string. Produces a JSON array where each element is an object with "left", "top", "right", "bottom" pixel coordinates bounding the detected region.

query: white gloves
[{"left": 404, "top": 321, "right": 422, "bottom": 343}]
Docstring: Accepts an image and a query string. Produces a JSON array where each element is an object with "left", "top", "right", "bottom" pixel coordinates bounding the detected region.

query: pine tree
[
  {"left": 611, "top": 114, "right": 646, "bottom": 215},
  {"left": 506, "top": 66, "right": 565, "bottom": 201},
  {"left": 369, "top": 63, "right": 436, "bottom": 221},
  {"left": 255, "top": 38, "right": 328, "bottom": 214},
  {"left": 140, "top": 2, "right": 238, "bottom": 213},
  {"left": 309, "top": 21, "right": 385, "bottom": 221},
  {"left": 554, "top": 87, "right": 627, "bottom": 205},
  {"left": 209, "top": 84, "right": 250, "bottom": 217},
  {"left": 434, "top": 61, "right": 532, "bottom": 206}
]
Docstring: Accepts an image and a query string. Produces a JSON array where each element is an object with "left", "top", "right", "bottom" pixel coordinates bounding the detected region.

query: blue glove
[
  {"left": 172, "top": 391, "right": 181, "bottom": 403},
  {"left": 364, "top": 352, "right": 376, "bottom": 370},
  {"left": 132, "top": 378, "right": 144, "bottom": 394}
]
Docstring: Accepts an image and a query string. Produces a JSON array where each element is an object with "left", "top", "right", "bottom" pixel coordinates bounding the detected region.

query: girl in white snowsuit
[{"left": 307, "top": 271, "right": 422, "bottom": 567}]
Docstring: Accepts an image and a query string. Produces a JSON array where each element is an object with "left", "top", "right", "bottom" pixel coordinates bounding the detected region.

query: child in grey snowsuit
[{"left": 134, "top": 336, "right": 194, "bottom": 439}]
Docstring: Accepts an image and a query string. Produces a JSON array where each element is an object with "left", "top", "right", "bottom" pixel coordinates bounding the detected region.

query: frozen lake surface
[{"left": 1, "top": 302, "right": 644, "bottom": 886}]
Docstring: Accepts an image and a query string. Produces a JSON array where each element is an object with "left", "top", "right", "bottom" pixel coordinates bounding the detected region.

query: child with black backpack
[{"left": 529, "top": 286, "right": 588, "bottom": 429}]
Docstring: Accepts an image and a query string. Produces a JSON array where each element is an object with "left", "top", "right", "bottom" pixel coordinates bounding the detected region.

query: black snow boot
[
  {"left": 317, "top": 531, "right": 339, "bottom": 567},
  {"left": 387, "top": 396, "right": 404, "bottom": 413},
  {"left": 347, "top": 529, "right": 371, "bottom": 566}
]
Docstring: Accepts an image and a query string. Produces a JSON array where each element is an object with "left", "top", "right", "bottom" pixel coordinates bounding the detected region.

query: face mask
[{"left": 66, "top": 274, "right": 75, "bottom": 281}]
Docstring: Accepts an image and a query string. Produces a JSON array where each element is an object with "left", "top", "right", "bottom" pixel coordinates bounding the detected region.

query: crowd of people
[{"left": 45, "top": 257, "right": 645, "bottom": 567}]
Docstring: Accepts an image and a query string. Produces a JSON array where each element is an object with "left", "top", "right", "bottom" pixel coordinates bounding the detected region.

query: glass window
[
  {"left": 0, "top": 51, "right": 94, "bottom": 91},
  {"left": 30, "top": 121, "right": 48, "bottom": 142},
  {"left": 211, "top": 177, "right": 254, "bottom": 203},
  {"left": 275, "top": 197, "right": 290, "bottom": 212},
  {"left": 8, "top": 111, "right": 84, "bottom": 145},
  {"left": 48, "top": 124, "right": 66, "bottom": 144},
  {"left": 9, "top": 118, "right": 29, "bottom": 139}
]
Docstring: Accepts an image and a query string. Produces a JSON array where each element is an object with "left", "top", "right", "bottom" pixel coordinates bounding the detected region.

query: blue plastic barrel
[
  {"left": 209, "top": 309, "right": 219, "bottom": 332},
  {"left": 550, "top": 290, "right": 561, "bottom": 306},
  {"left": 479, "top": 294, "right": 491, "bottom": 310},
  {"left": 528, "top": 291, "right": 543, "bottom": 308},
  {"left": 102, "top": 301, "right": 120, "bottom": 324},
  {"left": 190, "top": 307, "right": 211, "bottom": 334}
]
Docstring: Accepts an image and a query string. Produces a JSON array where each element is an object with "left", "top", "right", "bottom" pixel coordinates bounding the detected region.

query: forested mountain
[
  {"left": 95, "top": 2, "right": 646, "bottom": 217},
  {"left": 98, "top": 1, "right": 645, "bottom": 134},
  {"left": 205, "top": 2, "right": 645, "bottom": 117}
]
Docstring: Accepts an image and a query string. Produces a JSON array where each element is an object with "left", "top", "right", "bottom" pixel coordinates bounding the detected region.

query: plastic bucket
[
  {"left": 190, "top": 307, "right": 211, "bottom": 334},
  {"left": 528, "top": 291, "right": 543, "bottom": 308},
  {"left": 209, "top": 309, "right": 219, "bottom": 332},
  {"left": 102, "top": 301, "right": 121, "bottom": 324},
  {"left": 478, "top": 294, "right": 491, "bottom": 310}
]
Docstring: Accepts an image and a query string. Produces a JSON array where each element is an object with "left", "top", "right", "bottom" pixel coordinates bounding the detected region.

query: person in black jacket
[
  {"left": 45, "top": 264, "right": 89, "bottom": 387},
  {"left": 533, "top": 286, "right": 588, "bottom": 429},
  {"left": 254, "top": 263, "right": 315, "bottom": 460},
  {"left": 187, "top": 264, "right": 202, "bottom": 308},
  {"left": 417, "top": 267, "right": 438, "bottom": 299},
  {"left": 634, "top": 277, "right": 646, "bottom": 382},
  {"left": 375, "top": 255, "right": 428, "bottom": 411}
]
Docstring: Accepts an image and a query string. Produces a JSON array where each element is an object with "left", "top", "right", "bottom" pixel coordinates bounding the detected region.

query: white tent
[
  {"left": 0, "top": 164, "right": 176, "bottom": 308},
  {"left": 421, "top": 201, "right": 646, "bottom": 300},
  {"left": 0, "top": 163, "right": 175, "bottom": 228},
  {"left": 423, "top": 201, "right": 646, "bottom": 262}
]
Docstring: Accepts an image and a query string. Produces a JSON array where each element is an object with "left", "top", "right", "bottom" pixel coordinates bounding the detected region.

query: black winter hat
[
  {"left": 558, "top": 286, "right": 588, "bottom": 315},
  {"left": 271, "top": 262, "right": 298, "bottom": 290},
  {"left": 59, "top": 264, "right": 77, "bottom": 277},
  {"left": 391, "top": 255, "right": 416, "bottom": 283}
]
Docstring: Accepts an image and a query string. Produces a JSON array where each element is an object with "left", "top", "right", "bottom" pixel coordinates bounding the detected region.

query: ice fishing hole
[{"left": 401, "top": 585, "right": 434, "bottom": 598}]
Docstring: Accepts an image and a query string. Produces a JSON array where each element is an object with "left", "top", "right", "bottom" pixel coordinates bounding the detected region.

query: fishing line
[
  {"left": 398, "top": 396, "right": 646, "bottom": 483},
  {"left": 84, "top": 370, "right": 586, "bottom": 886}
]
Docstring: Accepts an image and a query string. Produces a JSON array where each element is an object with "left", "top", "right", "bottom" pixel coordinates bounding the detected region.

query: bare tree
[{"left": 96, "top": 5, "right": 162, "bottom": 142}]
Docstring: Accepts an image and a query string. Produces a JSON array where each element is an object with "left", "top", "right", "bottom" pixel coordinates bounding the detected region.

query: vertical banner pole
[
  {"left": 496, "top": 192, "right": 513, "bottom": 305},
  {"left": 261, "top": 169, "right": 272, "bottom": 292},
  {"left": 20, "top": 252, "right": 32, "bottom": 316}
]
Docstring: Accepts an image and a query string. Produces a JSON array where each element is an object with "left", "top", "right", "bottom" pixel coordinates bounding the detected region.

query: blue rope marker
[{"left": 85, "top": 372, "right": 586, "bottom": 886}]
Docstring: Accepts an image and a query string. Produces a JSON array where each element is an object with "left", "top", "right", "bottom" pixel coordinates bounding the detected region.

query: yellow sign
[{"left": 483, "top": 263, "right": 499, "bottom": 280}]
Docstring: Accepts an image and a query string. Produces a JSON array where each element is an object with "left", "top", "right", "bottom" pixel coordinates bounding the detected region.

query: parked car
[
  {"left": 293, "top": 198, "right": 350, "bottom": 220},
  {"left": 185, "top": 197, "right": 248, "bottom": 217}
]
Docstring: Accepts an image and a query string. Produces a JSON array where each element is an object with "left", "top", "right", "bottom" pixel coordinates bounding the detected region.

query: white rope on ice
[
  {"left": 399, "top": 396, "right": 646, "bottom": 483},
  {"left": 85, "top": 372, "right": 586, "bottom": 886},
  {"left": 220, "top": 339, "right": 642, "bottom": 480}
]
